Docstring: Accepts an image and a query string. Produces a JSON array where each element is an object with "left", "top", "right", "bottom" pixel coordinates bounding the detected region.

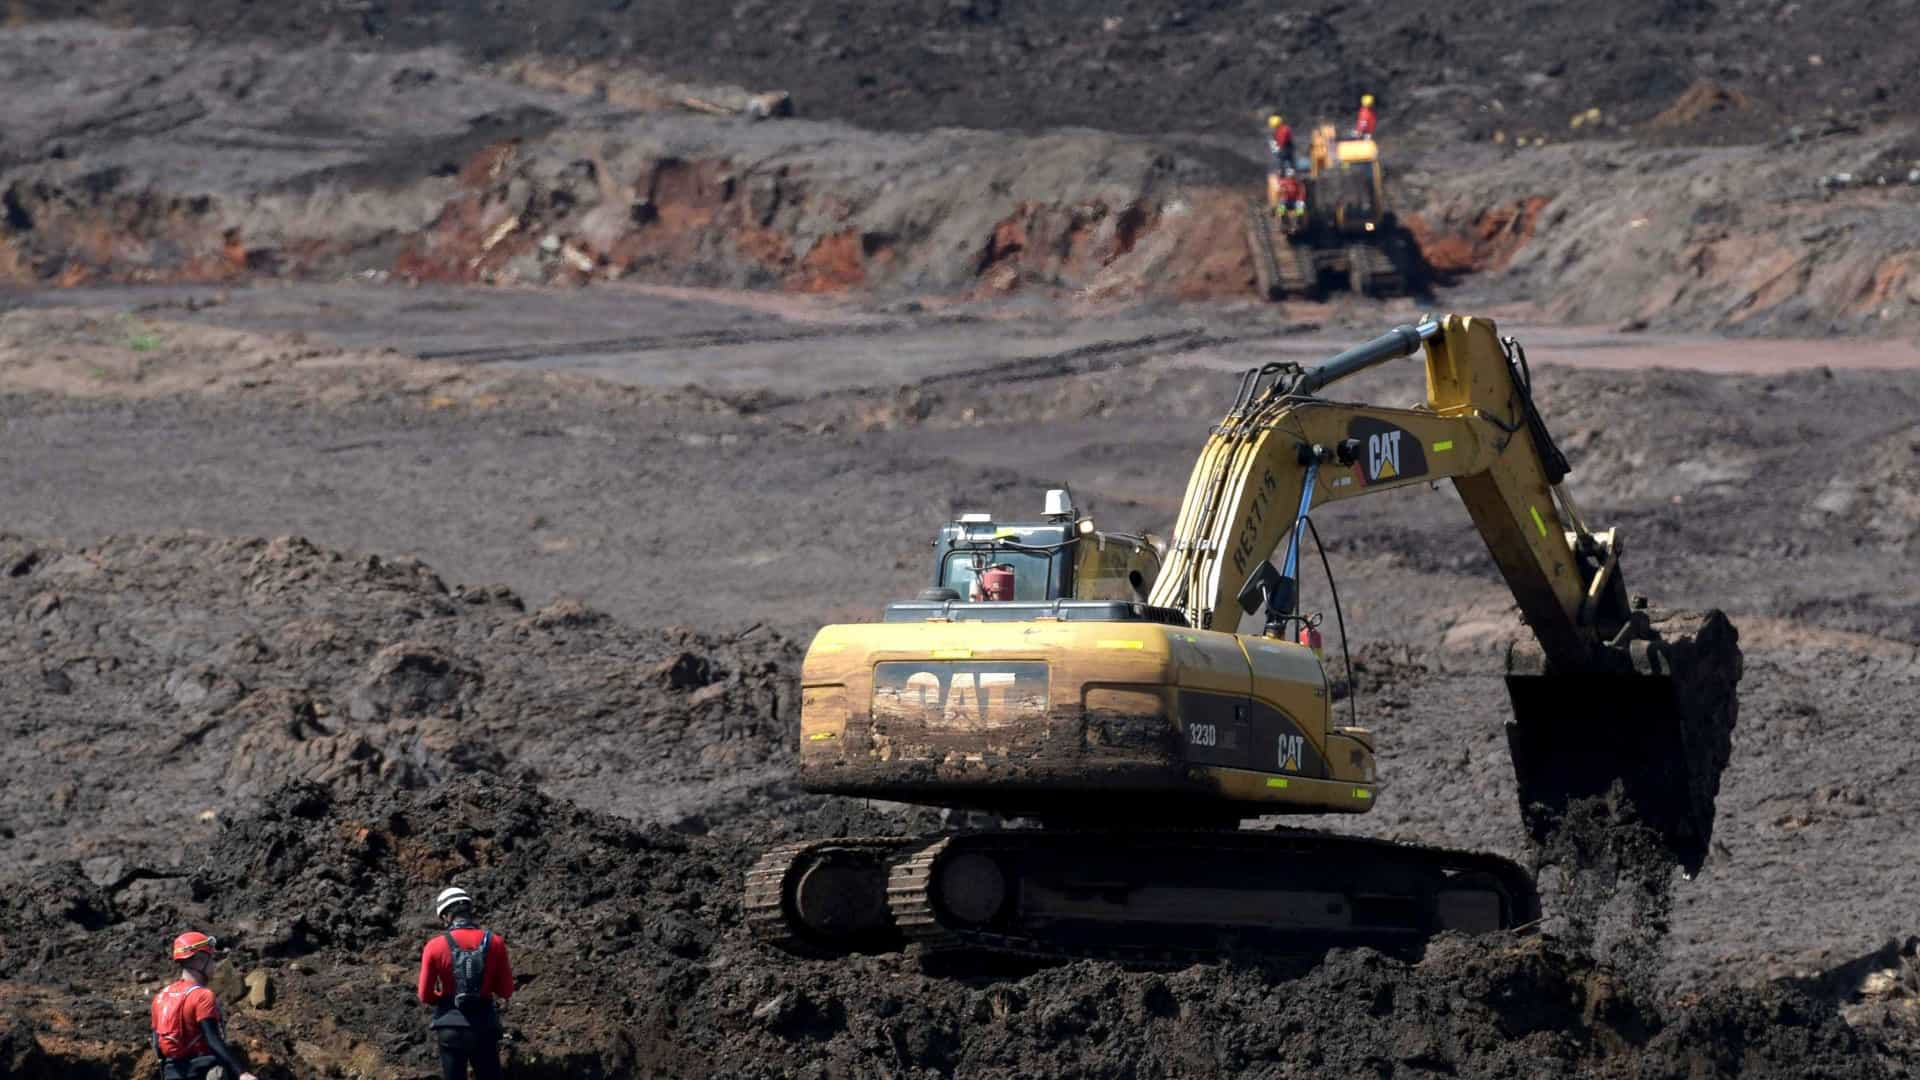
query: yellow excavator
[
  {"left": 1249, "top": 125, "right": 1414, "bottom": 300},
  {"left": 747, "top": 314, "right": 1741, "bottom": 964}
]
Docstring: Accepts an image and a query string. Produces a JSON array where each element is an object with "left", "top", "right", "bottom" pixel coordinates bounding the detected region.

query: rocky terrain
[{"left": 2, "top": 2, "right": 1919, "bottom": 1077}]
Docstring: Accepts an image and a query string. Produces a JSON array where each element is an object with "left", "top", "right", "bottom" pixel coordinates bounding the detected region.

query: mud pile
[
  {"left": 0, "top": 532, "right": 806, "bottom": 874},
  {"left": 0, "top": 531, "right": 1908, "bottom": 1078},
  {"left": 6, "top": 775, "right": 1899, "bottom": 1080}
]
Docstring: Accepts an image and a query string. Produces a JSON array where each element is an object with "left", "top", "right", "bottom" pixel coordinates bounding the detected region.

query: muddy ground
[
  {"left": 0, "top": 291, "right": 1916, "bottom": 1077},
  {"left": 2, "top": 5, "right": 1920, "bottom": 1078}
]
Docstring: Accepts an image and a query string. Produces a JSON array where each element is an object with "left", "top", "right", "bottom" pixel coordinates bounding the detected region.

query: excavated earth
[
  {"left": 1, "top": 4, "right": 1919, "bottom": 1078},
  {"left": 0, "top": 299, "right": 1916, "bottom": 1078}
]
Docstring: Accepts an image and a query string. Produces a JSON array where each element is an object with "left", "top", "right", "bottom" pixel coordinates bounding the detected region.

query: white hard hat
[{"left": 435, "top": 886, "right": 474, "bottom": 917}]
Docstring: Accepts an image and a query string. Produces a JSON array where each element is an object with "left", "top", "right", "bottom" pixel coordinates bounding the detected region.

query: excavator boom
[{"left": 1154, "top": 317, "right": 1587, "bottom": 650}]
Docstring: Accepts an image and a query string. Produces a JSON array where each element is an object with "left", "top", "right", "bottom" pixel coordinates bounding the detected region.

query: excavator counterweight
[{"left": 748, "top": 315, "right": 1741, "bottom": 965}]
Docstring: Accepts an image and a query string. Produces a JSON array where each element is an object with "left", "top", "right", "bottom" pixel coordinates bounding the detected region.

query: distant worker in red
[
  {"left": 1355, "top": 93, "right": 1377, "bottom": 139},
  {"left": 418, "top": 886, "right": 515, "bottom": 1080},
  {"left": 149, "top": 931, "right": 259, "bottom": 1080},
  {"left": 1265, "top": 113, "right": 1295, "bottom": 210},
  {"left": 1276, "top": 172, "right": 1308, "bottom": 230}
]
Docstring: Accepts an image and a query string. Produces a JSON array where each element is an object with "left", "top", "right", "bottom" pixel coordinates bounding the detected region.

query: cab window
[{"left": 942, "top": 550, "right": 1055, "bottom": 601}]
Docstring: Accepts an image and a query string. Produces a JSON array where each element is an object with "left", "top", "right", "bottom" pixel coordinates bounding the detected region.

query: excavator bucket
[{"left": 1503, "top": 609, "right": 1742, "bottom": 877}]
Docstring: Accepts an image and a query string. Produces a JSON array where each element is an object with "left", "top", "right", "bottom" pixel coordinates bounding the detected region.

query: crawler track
[{"left": 752, "top": 827, "right": 1538, "bottom": 967}]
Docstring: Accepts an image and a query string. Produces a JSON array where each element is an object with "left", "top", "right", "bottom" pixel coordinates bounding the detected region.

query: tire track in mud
[{"left": 412, "top": 315, "right": 973, "bottom": 364}]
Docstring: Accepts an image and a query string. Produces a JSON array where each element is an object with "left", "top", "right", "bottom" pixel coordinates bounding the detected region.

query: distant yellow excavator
[
  {"left": 748, "top": 315, "right": 1741, "bottom": 964},
  {"left": 1250, "top": 124, "right": 1412, "bottom": 300}
]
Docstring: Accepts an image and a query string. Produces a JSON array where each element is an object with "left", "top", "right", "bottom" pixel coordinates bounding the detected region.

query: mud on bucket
[{"left": 1503, "top": 610, "right": 1742, "bottom": 877}]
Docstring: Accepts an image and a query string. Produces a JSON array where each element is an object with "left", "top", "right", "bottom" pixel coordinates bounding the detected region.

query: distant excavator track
[
  {"left": 750, "top": 827, "right": 1539, "bottom": 967},
  {"left": 1245, "top": 199, "right": 1408, "bottom": 301},
  {"left": 1349, "top": 244, "right": 1404, "bottom": 298}
]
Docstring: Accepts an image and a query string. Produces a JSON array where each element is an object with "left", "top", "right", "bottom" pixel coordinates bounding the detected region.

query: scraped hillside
[{"left": 3, "top": 24, "right": 1917, "bottom": 334}]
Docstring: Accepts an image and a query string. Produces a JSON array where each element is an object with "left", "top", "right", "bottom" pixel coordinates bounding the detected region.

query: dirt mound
[
  {"left": 4, "top": 774, "right": 1902, "bottom": 1078},
  {"left": 0, "top": 25, "right": 1266, "bottom": 303},
  {"left": 0, "top": 531, "right": 806, "bottom": 875},
  {"left": 33, "top": 0, "right": 1918, "bottom": 141}
]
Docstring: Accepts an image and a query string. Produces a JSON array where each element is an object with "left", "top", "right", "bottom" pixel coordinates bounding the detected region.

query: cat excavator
[
  {"left": 747, "top": 314, "right": 1741, "bottom": 965},
  {"left": 1249, "top": 125, "right": 1414, "bottom": 300}
]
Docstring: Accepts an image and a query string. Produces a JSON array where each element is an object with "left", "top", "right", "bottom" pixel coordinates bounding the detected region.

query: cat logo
[
  {"left": 1277, "top": 733, "right": 1305, "bottom": 772},
  {"left": 1348, "top": 417, "right": 1427, "bottom": 487},
  {"left": 872, "top": 661, "right": 1049, "bottom": 730},
  {"left": 1368, "top": 429, "right": 1404, "bottom": 481}
]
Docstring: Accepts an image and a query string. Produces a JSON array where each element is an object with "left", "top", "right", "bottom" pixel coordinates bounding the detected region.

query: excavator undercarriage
[{"left": 750, "top": 829, "right": 1538, "bottom": 967}]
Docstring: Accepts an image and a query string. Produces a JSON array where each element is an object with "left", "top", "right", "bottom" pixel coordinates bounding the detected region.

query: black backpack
[{"left": 445, "top": 930, "right": 492, "bottom": 1011}]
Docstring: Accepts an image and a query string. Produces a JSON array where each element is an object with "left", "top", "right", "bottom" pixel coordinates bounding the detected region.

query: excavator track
[
  {"left": 752, "top": 828, "right": 1538, "bottom": 967},
  {"left": 1346, "top": 244, "right": 1405, "bottom": 298},
  {"left": 745, "top": 837, "right": 920, "bottom": 957},
  {"left": 1363, "top": 245, "right": 1404, "bottom": 296},
  {"left": 1245, "top": 199, "right": 1285, "bottom": 301},
  {"left": 1244, "top": 199, "right": 1315, "bottom": 301}
]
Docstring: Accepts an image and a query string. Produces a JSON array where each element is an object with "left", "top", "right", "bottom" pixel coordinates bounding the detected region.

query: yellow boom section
[{"left": 1147, "top": 315, "right": 1597, "bottom": 665}]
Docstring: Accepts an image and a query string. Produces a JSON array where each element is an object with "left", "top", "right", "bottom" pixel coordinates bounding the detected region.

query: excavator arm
[
  {"left": 1151, "top": 314, "right": 1740, "bottom": 875},
  {"left": 1151, "top": 315, "right": 1604, "bottom": 651}
]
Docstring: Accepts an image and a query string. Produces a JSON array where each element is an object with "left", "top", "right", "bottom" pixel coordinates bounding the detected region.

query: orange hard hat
[{"left": 171, "top": 931, "right": 217, "bottom": 961}]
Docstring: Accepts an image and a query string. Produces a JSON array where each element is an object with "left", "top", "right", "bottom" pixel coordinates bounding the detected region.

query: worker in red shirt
[
  {"left": 1265, "top": 113, "right": 1295, "bottom": 210},
  {"left": 1355, "top": 93, "right": 1377, "bottom": 139},
  {"left": 149, "top": 931, "right": 259, "bottom": 1080},
  {"left": 1276, "top": 172, "right": 1308, "bottom": 230},
  {"left": 418, "top": 886, "right": 514, "bottom": 1080}
]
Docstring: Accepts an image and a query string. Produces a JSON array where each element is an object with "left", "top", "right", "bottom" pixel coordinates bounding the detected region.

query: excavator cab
[
  {"left": 912, "top": 489, "right": 1165, "bottom": 610},
  {"left": 1311, "top": 129, "right": 1389, "bottom": 237}
]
